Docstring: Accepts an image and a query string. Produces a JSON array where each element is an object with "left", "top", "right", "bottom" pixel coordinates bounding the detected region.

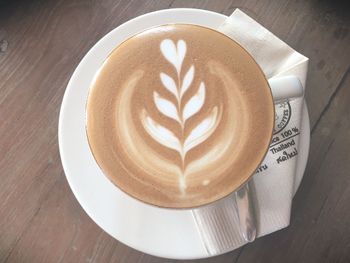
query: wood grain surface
[{"left": 1, "top": 0, "right": 349, "bottom": 262}]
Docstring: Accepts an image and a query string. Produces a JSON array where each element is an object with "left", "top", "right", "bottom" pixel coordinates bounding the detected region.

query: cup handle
[{"left": 268, "top": 76, "right": 304, "bottom": 103}]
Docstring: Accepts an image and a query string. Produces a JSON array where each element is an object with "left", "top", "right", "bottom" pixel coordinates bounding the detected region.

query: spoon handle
[{"left": 235, "top": 182, "right": 257, "bottom": 242}]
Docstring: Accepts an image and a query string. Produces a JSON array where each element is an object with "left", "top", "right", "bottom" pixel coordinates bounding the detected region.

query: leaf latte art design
[{"left": 141, "top": 39, "right": 220, "bottom": 191}]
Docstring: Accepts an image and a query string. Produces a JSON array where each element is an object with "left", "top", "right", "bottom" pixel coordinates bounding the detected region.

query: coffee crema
[{"left": 86, "top": 24, "right": 274, "bottom": 208}]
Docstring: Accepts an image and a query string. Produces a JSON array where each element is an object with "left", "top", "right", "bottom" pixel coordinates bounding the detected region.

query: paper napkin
[{"left": 191, "top": 9, "right": 309, "bottom": 255}]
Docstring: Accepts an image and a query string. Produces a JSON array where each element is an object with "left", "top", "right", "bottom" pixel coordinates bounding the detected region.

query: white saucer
[{"left": 58, "top": 8, "right": 310, "bottom": 260}]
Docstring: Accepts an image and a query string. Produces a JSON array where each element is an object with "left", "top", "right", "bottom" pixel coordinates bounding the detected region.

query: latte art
[
  {"left": 86, "top": 25, "right": 274, "bottom": 208},
  {"left": 141, "top": 39, "right": 221, "bottom": 191}
]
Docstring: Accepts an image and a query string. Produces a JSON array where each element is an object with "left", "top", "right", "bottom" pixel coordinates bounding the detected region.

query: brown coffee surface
[{"left": 86, "top": 24, "right": 274, "bottom": 208}]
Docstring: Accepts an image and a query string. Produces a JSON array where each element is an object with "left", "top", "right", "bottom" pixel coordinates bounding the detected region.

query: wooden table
[{"left": 1, "top": 0, "right": 349, "bottom": 262}]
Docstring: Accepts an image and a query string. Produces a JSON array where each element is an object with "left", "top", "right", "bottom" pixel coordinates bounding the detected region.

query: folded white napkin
[{"left": 191, "top": 9, "right": 309, "bottom": 255}]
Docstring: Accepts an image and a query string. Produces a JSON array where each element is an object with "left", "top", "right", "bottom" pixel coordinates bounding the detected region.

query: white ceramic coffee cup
[
  {"left": 85, "top": 24, "right": 304, "bottom": 210},
  {"left": 59, "top": 8, "right": 309, "bottom": 259}
]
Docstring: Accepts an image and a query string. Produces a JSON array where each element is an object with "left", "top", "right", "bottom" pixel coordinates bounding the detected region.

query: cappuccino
[{"left": 86, "top": 24, "right": 274, "bottom": 208}]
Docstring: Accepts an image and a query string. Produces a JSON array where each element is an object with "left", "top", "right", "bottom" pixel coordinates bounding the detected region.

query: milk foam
[{"left": 86, "top": 25, "right": 274, "bottom": 208}]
